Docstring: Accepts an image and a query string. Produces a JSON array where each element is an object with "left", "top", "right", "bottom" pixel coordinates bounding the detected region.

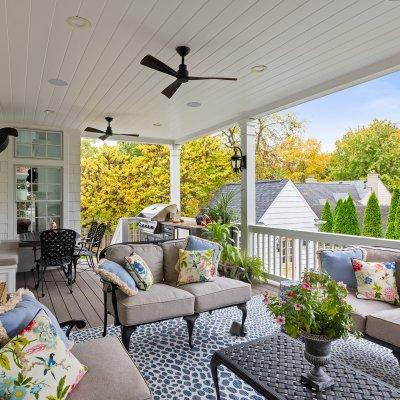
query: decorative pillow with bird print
[
  {"left": 176, "top": 249, "right": 215, "bottom": 286},
  {"left": 0, "top": 309, "right": 87, "bottom": 400},
  {"left": 352, "top": 259, "right": 399, "bottom": 304}
]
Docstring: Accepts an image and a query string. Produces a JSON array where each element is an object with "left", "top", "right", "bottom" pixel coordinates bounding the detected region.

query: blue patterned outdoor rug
[{"left": 71, "top": 296, "right": 400, "bottom": 399}]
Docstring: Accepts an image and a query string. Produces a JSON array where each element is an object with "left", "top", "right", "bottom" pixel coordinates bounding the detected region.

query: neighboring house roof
[
  {"left": 208, "top": 178, "right": 389, "bottom": 229},
  {"left": 207, "top": 179, "right": 288, "bottom": 222}
]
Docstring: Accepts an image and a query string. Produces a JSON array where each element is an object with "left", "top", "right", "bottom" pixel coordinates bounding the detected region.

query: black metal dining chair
[
  {"left": 35, "top": 229, "right": 77, "bottom": 297},
  {"left": 75, "top": 223, "right": 107, "bottom": 269},
  {"left": 77, "top": 221, "right": 98, "bottom": 249}
]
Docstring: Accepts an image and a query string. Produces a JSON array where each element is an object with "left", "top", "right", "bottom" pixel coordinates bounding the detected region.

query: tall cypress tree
[
  {"left": 345, "top": 195, "right": 360, "bottom": 235},
  {"left": 386, "top": 188, "right": 400, "bottom": 239},
  {"left": 362, "top": 192, "right": 382, "bottom": 237},
  {"left": 333, "top": 198, "right": 347, "bottom": 234},
  {"left": 320, "top": 201, "right": 333, "bottom": 232},
  {"left": 395, "top": 201, "right": 400, "bottom": 240}
]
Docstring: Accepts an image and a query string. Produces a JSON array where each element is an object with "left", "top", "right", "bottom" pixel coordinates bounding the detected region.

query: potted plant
[
  {"left": 231, "top": 252, "right": 266, "bottom": 283},
  {"left": 264, "top": 271, "right": 356, "bottom": 391},
  {"left": 205, "top": 191, "right": 237, "bottom": 224}
]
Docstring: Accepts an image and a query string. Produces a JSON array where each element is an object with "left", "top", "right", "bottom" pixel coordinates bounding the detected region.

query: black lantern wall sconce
[{"left": 230, "top": 146, "right": 246, "bottom": 173}]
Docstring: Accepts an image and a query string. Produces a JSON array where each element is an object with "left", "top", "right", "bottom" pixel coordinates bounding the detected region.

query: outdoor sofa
[
  {"left": 60, "top": 320, "right": 153, "bottom": 400},
  {"left": 99, "top": 239, "right": 252, "bottom": 350},
  {"left": 283, "top": 245, "right": 400, "bottom": 363}
]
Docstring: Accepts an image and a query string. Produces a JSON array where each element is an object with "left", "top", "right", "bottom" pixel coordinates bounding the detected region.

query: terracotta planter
[{"left": 300, "top": 332, "right": 335, "bottom": 391}]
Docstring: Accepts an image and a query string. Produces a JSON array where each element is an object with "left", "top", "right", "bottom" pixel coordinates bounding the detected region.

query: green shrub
[
  {"left": 333, "top": 199, "right": 346, "bottom": 234},
  {"left": 362, "top": 192, "right": 382, "bottom": 237},
  {"left": 344, "top": 195, "right": 360, "bottom": 236},
  {"left": 320, "top": 201, "right": 333, "bottom": 232},
  {"left": 386, "top": 188, "right": 400, "bottom": 239}
]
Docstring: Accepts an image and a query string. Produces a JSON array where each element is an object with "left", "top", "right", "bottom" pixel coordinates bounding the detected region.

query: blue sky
[{"left": 283, "top": 71, "right": 400, "bottom": 152}]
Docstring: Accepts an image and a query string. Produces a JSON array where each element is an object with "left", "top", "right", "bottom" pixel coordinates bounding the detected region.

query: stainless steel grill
[{"left": 136, "top": 204, "right": 177, "bottom": 242}]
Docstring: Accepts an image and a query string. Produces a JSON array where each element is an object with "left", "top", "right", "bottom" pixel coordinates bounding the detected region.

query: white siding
[
  {"left": 258, "top": 181, "right": 318, "bottom": 274},
  {"left": 259, "top": 180, "right": 318, "bottom": 231},
  {"left": 0, "top": 146, "right": 10, "bottom": 240}
]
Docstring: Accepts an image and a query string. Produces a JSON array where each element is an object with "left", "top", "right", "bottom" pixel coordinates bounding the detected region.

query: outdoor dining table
[{"left": 19, "top": 231, "right": 81, "bottom": 247}]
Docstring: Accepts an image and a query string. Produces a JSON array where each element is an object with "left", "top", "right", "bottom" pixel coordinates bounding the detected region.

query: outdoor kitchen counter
[{"left": 160, "top": 219, "right": 203, "bottom": 239}]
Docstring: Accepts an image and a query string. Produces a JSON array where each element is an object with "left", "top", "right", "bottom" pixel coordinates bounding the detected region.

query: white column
[
  {"left": 169, "top": 144, "right": 181, "bottom": 210},
  {"left": 239, "top": 120, "right": 257, "bottom": 253}
]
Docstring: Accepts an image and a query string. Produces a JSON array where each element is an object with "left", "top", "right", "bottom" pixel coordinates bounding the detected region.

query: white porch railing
[{"left": 247, "top": 225, "right": 400, "bottom": 282}]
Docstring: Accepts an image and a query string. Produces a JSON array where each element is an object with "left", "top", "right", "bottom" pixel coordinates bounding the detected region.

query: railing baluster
[
  {"left": 262, "top": 234, "right": 265, "bottom": 273},
  {"left": 298, "top": 239, "right": 302, "bottom": 280}
]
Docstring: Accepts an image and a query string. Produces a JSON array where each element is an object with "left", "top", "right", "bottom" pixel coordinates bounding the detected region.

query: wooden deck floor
[
  {"left": 16, "top": 267, "right": 278, "bottom": 329},
  {"left": 16, "top": 264, "right": 105, "bottom": 328}
]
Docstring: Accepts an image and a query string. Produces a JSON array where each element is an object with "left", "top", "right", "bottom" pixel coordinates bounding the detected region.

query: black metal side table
[{"left": 210, "top": 333, "right": 400, "bottom": 399}]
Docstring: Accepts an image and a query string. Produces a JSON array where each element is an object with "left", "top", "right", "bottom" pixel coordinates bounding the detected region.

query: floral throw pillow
[
  {"left": 352, "top": 259, "right": 399, "bottom": 304},
  {"left": 124, "top": 253, "right": 154, "bottom": 290},
  {"left": 0, "top": 309, "right": 87, "bottom": 399},
  {"left": 176, "top": 249, "right": 215, "bottom": 286}
]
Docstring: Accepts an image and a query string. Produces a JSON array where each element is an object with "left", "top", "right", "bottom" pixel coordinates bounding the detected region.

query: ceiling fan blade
[
  {"left": 85, "top": 127, "right": 105, "bottom": 134},
  {"left": 112, "top": 133, "right": 140, "bottom": 138},
  {"left": 0, "top": 127, "right": 18, "bottom": 137},
  {"left": 140, "top": 55, "right": 177, "bottom": 77},
  {"left": 161, "top": 80, "right": 183, "bottom": 99},
  {"left": 99, "top": 134, "right": 109, "bottom": 141},
  {"left": 188, "top": 76, "right": 237, "bottom": 81}
]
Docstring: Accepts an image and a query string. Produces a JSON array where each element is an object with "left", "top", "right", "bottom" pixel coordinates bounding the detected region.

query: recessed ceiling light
[
  {"left": 44, "top": 109, "right": 55, "bottom": 115},
  {"left": 66, "top": 16, "right": 91, "bottom": 29},
  {"left": 187, "top": 101, "right": 201, "bottom": 108},
  {"left": 251, "top": 65, "right": 267, "bottom": 73},
  {"left": 48, "top": 78, "right": 68, "bottom": 87},
  {"left": 153, "top": 122, "right": 162, "bottom": 127}
]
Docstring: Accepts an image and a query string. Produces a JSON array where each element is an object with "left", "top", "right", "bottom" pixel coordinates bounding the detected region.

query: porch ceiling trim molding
[{"left": 175, "top": 52, "right": 400, "bottom": 145}]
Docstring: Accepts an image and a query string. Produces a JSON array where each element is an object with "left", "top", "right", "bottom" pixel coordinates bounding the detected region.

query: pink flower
[
  {"left": 383, "top": 287, "right": 397, "bottom": 302},
  {"left": 374, "top": 263, "right": 384, "bottom": 272},
  {"left": 286, "top": 290, "right": 295, "bottom": 298},
  {"left": 26, "top": 344, "right": 46, "bottom": 354},
  {"left": 294, "top": 303, "right": 302, "bottom": 311},
  {"left": 262, "top": 292, "right": 270, "bottom": 305},
  {"left": 276, "top": 316, "right": 285, "bottom": 325},
  {"left": 302, "top": 282, "right": 312, "bottom": 290},
  {"left": 365, "top": 291, "right": 375, "bottom": 299}
]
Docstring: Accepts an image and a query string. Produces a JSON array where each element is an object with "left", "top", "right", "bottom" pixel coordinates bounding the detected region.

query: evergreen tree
[
  {"left": 333, "top": 199, "right": 346, "bottom": 234},
  {"left": 362, "top": 192, "right": 382, "bottom": 237},
  {"left": 344, "top": 195, "right": 360, "bottom": 236},
  {"left": 320, "top": 201, "right": 333, "bottom": 232},
  {"left": 386, "top": 188, "right": 400, "bottom": 239},
  {"left": 395, "top": 201, "right": 400, "bottom": 240}
]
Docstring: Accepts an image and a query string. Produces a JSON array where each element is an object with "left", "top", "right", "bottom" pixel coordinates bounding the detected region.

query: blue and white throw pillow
[
  {"left": 95, "top": 258, "right": 138, "bottom": 296},
  {"left": 185, "top": 236, "right": 222, "bottom": 276},
  {"left": 0, "top": 289, "right": 73, "bottom": 349},
  {"left": 124, "top": 254, "right": 154, "bottom": 290}
]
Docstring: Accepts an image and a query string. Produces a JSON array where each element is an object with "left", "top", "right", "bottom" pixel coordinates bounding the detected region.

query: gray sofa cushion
[
  {"left": 366, "top": 309, "right": 400, "bottom": 348},
  {"left": 103, "top": 243, "right": 163, "bottom": 284},
  {"left": 346, "top": 290, "right": 397, "bottom": 332},
  {"left": 110, "top": 283, "right": 195, "bottom": 326},
  {"left": 361, "top": 245, "right": 400, "bottom": 293},
  {"left": 160, "top": 239, "right": 186, "bottom": 283},
  {"left": 70, "top": 336, "right": 152, "bottom": 400},
  {"left": 171, "top": 277, "right": 251, "bottom": 313}
]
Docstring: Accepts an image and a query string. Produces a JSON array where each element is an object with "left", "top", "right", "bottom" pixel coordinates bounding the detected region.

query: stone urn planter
[{"left": 300, "top": 332, "right": 335, "bottom": 391}]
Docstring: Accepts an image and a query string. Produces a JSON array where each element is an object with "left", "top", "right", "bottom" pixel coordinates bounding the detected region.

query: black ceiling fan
[
  {"left": 140, "top": 46, "right": 237, "bottom": 99},
  {"left": 84, "top": 117, "right": 139, "bottom": 141}
]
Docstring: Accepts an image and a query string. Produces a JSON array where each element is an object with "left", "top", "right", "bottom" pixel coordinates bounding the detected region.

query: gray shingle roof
[
  {"left": 207, "top": 180, "right": 288, "bottom": 222},
  {"left": 208, "top": 179, "right": 389, "bottom": 229}
]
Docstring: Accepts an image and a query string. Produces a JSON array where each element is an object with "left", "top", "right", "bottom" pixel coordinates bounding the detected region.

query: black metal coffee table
[{"left": 210, "top": 333, "right": 400, "bottom": 399}]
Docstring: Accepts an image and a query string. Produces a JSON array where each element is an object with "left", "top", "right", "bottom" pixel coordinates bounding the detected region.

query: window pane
[
  {"left": 36, "top": 168, "right": 47, "bottom": 184},
  {"left": 47, "top": 185, "right": 61, "bottom": 200},
  {"left": 36, "top": 202, "right": 46, "bottom": 216},
  {"left": 47, "top": 145, "right": 61, "bottom": 158},
  {"left": 47, "top": 168, "right": 61, "bottom": 184},
  {"left": 35, "top": 184, "right": 47, "bottom": 200},
  {"left": 34, "top": 218, "right": 47, "bottom": 232},
  {"left": 35, "top": 132, "right": 47, "bottom": 145},
  {"left": 33, "top": 144, "right": 46, "bottom": 158},
  {"left": 47, "top": 132, "right": 61, "bottom": 145},
  {"left": 17, "top": 131, "right": 33, "bottom": 143},
  {"left": 47, "top": 203, "right": 61, "bottom": 217},
  {"left": 16, "top": 144, "right": 31, "bottom": 157}
]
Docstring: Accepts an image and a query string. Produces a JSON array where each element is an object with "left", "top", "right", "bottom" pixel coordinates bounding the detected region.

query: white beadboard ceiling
[{"left": 1, "top": 0, "right": 400, "bottom": 143}]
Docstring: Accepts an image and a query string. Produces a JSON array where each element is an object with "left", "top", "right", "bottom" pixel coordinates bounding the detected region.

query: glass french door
[{"left": 16, "top": 165, "right": 62, "bottom": 233}]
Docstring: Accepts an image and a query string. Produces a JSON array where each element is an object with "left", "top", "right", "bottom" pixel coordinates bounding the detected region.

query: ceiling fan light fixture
[
  {"left": 153, "top": 122, "right": 162, "bottom": 127},
  {"left": 187, "top": 101, "right": 201, "bottom": 108},
  {"left": 251, "top": 65, "right": 267, "bottom": 73},
  {"left": 66, "top": 16, "right": 91, "bottom": 29},
  {"left": 43, "top": 109, "right": 55, "bottom": 115},
  {"left": 48, "top": 78, "right": 68, "bottom": 87}
]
